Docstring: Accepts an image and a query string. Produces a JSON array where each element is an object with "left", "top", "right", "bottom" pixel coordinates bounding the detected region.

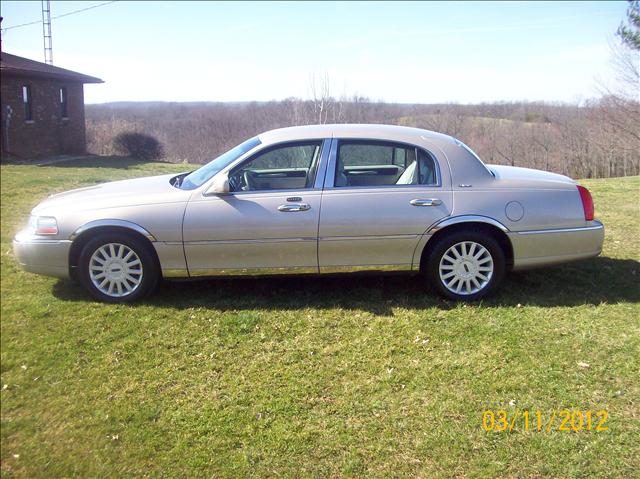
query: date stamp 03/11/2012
[{"left": 482, "top": 410, "right": 609, "bottom": 433}]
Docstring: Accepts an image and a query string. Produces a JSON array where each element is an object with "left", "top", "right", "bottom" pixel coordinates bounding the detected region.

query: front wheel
[
  {"left": 78, "top": 233, "right": 159, "bottom": 303},
  {"left": 425, "top": 230, "right": 506, "bottom": 301}
]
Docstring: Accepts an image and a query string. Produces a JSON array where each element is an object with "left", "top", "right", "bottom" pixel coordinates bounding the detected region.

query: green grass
[{"left": 1, "top": 157, "right": 639, "bottom": 478}]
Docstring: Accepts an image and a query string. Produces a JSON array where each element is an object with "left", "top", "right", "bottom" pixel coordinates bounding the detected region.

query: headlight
[{"left": 28, "top": 216, "right": 58, "bottom": 235}]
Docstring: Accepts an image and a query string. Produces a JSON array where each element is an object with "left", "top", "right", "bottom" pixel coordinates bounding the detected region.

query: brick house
[{"left": 1, "top": 52, "right": 103, "bottom": 159}]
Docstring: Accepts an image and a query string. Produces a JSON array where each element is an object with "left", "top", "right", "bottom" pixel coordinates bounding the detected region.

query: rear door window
[{"left": 335, "top": 140, "right": 439, "bottom": 187}]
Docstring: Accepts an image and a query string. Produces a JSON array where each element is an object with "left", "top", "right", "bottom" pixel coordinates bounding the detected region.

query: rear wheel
[
  {"left": 425, "top": 230, "right": 505, "bottom": 301},
  {"left": 78, "top": 233, "right": 159, "bottom": 303}
]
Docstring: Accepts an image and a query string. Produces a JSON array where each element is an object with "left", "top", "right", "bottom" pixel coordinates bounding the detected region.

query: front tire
[
  {"left": 425, "top": 230, "right": 506, "bottom": 301},
  {"left": 78, "top": 233, "right": 159, "bottom": 303}
]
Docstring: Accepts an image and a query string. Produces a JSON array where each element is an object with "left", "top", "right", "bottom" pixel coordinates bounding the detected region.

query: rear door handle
[
  {"left": 410, "top": 198, "right": 442, "bottom": 207},
  {"left": 278, "top": 203, "right": 311, "bottom": 212}
]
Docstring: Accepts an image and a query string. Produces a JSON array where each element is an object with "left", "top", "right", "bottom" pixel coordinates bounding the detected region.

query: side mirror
[{"left": 206, "top": 173, "right": 230, "bottom": 195}]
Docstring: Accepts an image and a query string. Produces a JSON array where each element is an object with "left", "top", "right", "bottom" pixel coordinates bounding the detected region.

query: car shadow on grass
[{"left": 51, "top": 256, "right": 640, "bottom": 315}]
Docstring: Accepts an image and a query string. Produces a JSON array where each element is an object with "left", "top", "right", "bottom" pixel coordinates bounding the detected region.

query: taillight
[{"left": 577, "top": 185, "right": 594, "bottom": 221}]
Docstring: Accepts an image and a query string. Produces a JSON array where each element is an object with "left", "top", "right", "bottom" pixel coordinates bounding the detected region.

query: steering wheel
[
  {"left": 228, "top": 173, "right": 241, "bottom": 192},
  {"left": 243, "top": 170, "right": 257, "bottom": 191}
]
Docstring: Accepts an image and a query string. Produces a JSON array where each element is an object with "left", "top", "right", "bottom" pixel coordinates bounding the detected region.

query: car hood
[
  {"left": 487, "top": 165, "right": 577, "bottom": 189},
  {"left": 32, "top": 173, "right": 191, "bottom": 215}
]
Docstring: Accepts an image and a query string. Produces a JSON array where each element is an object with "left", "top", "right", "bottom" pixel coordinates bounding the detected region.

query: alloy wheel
[
  {"left": 438, "top": 241, "right": 494, "bottom": 295},
  {"left": 89, "top": 243, "right": 144, "bottom": 297}
]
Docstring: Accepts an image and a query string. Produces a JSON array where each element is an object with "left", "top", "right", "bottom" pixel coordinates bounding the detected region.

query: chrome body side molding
[
  {"left": 427, "top": 215, "right": 510, "bottom": 234},
  {"left": 70, "top": 219, "right": 157, "bottom": 241},
  {"left": 319, "top": 264, "right": 413, "bottom": 273},
  {"left": 184, "top": 237, "right": 316, "bottom": 246},
  {"left": 189, "top": 266, "right": 319, "bottom": 277},
  {"left": 515, "top": 223, "right": 604, "bottom": 235},
  {"left": 319, "top": 234, "right": 420, "bottom": 242},
  {"left": 162, "top": 268, "right": 190, "bottom": 278}
]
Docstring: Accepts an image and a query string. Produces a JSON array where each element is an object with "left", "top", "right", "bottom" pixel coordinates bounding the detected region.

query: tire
[
  {"left": 77, "top": 232, "right": 160, "bottom": 303},
  {"left": 425, "top": 229, "right": 506, "bottom": 301}
]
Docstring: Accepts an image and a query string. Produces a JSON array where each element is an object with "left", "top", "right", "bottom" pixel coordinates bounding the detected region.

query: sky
[{"left": 0, "top": 1, "right": 631, "bottom": 104}]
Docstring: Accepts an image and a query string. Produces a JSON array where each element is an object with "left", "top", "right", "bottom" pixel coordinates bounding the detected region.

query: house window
[
  {"left": 22, "top": 85, "right": 32, "bottom": 121},
  {"left": 59, "top": 87, "right": 68, "bottom": 118}
]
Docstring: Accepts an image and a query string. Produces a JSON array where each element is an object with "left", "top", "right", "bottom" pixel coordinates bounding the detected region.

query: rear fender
[{"left": 411, "top": 215, "right": 509, "bottom": 269}]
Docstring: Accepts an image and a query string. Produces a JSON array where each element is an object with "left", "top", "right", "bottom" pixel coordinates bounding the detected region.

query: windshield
[{"left": 180, "top": 136, "right": 261, "bottom": 190}]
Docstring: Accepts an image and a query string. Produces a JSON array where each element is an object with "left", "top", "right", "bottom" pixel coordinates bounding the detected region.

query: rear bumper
[
  {"left": 509, "top": 220, "right": 604, "bottom": 270},
  {"left": 13, "top": 232, "right": 71, "bottom": 279}
]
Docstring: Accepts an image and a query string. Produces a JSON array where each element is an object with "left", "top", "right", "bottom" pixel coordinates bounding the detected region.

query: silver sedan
[{"left": 13, "top": 124, "right": 604, "bottom": 302}]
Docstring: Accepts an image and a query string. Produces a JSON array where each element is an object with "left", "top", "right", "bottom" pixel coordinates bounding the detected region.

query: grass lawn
[{"left": 1, "top": 157, "right": 639, "bottom": 478}]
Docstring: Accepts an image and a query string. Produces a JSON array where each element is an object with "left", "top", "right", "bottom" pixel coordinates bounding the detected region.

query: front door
[
  {"left": 318, "top": 139, "right": 452, "bottom": 271},
  {"left": 183, "top": 140, "right": 327, "bottom": 276}
]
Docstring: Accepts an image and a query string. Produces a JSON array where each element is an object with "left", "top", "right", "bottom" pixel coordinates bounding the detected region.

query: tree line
[{"left": 85, "top": 97, "right": 639, "bottom": 179}]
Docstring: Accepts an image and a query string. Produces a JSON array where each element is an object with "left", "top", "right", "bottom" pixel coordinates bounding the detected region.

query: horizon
[
  {"left": 0, "top": 1, "right": 631, "bottom": 105},
  {"left": 85, "top": 98, "right": 594, "bottom": 107}
]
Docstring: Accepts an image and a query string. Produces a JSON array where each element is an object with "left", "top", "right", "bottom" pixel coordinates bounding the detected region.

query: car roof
[{"left": 258, "top": 124, "right": 457, "bottom": 147}]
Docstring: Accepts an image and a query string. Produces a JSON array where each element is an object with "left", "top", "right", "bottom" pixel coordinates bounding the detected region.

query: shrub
[{"left": 114, "top": 132, "right": 164, "bottom": 160}]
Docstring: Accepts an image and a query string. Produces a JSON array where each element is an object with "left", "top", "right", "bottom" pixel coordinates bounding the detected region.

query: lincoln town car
[{"left": 13, "top": 124, "right": 604, "bottom": 302}]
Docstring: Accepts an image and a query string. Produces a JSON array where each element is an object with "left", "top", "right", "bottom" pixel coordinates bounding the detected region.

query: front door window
[{"left": 229, "top": 141, "right": 322, "bottom": 192}]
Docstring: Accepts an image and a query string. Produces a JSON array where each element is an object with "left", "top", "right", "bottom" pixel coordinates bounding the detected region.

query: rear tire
[
  {"left": 78, "top": 232, "right": 159, "bottom": 303},
  {"left": 425, "top": 229, "right": 505, "bottom": 301}
]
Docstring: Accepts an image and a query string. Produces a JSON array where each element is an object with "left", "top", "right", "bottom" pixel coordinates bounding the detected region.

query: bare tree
[{"left": 309, "top": 72, "right": 332, "bottom": 124}]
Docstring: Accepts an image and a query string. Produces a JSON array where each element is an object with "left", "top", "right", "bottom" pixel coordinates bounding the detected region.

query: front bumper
[
  {"left": 13, "top": 232, "right": 72, "bottom": 279},
  {"left": 509, "top": 220, "right": 605, "bottom": 270}
]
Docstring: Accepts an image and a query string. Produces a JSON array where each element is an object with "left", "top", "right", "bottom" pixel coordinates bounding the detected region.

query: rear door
[{"left": 318, "top": 139, "right": 452, "bottom": 272}]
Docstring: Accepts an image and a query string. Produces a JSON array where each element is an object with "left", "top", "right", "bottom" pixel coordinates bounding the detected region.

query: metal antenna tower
[{"left": 41, "top": 0, "right": 53, "bottom": 64}]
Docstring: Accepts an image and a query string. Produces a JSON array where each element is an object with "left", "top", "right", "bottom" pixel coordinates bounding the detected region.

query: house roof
[{"left": 0, "top": 52, "right": 103, "bottom": 83}]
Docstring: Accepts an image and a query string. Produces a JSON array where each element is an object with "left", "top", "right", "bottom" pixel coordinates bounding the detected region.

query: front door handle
[
  {"left": 278, "top": 203, "right": 311, "bottom": 212},
  {"left": 410, "top": 198, "right": 442, "bottom": 207}
]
